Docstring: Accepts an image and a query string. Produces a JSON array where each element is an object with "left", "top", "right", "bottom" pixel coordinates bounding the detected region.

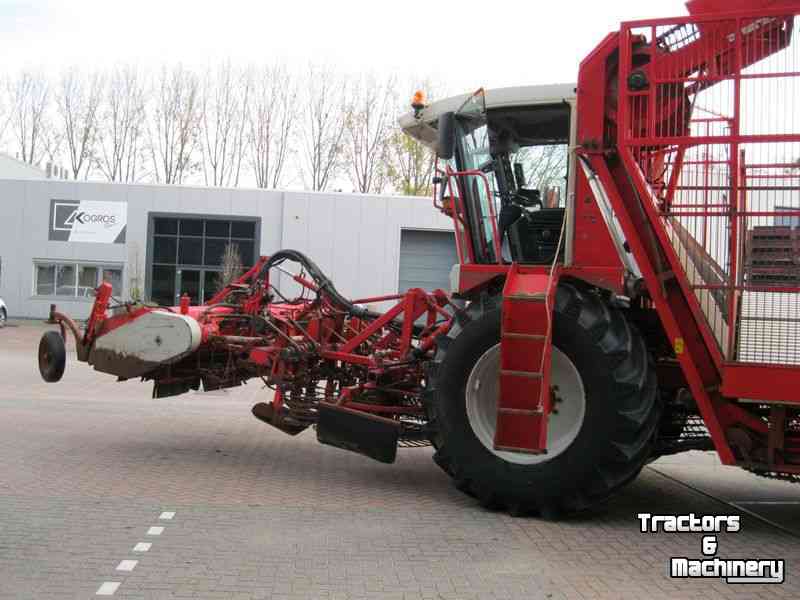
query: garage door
[{"left": 398, "top": 229, "right": 458, "bottom": 293}]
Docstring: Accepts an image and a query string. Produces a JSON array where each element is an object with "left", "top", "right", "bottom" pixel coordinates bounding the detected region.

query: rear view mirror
[{"left": 437, "top": 112, "right": 457, "bottom": 160}]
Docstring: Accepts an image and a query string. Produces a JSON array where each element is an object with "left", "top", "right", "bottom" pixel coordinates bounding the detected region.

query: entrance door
[
  {"left": 177, "top": 269, "right": 201, "bottom": 305},
  {"left": 203, "top": 271, "right": 220, "bottom": 303}
]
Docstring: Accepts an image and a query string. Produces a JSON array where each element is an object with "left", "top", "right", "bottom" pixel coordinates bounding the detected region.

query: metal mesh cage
[{"left": 619, "top": 11, "right": 800, "bottom": 366}]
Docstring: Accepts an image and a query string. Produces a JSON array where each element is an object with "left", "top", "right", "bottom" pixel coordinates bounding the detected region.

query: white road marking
[
  {"left": 116, "top": 560, "right": 138, "bottom": 572},
  {"left": 735, "top": 501, "right": 800, "bottom": 505},
  {"left": 159, "top": 511, "right": 176, "bottom": 520},
  {"left": 133, "top": 542, "right": 152, "bottom": 552},
  {"left": 96, "top": 581, "right": 121, "bottom": 596},
  {"left": 147, "top": 526, "right": 164, "bottom": 536}
]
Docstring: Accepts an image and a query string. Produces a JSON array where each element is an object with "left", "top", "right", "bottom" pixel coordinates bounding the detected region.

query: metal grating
[{"left": 619, "top": 11, "right": 800, "bottom": 366}]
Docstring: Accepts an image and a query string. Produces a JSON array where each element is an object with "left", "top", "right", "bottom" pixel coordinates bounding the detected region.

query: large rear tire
[{"left": 425, "top": 283, "right": 659, "bottom": 516}]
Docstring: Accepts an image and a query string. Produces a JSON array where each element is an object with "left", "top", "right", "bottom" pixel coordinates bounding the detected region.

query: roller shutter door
[{"left": 398, "top": 229, "right": 457, "bottom": 293}]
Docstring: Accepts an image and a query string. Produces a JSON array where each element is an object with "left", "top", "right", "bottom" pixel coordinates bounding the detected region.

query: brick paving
[{"left": 0, "top": 323, "right": 798, "bottom": 599}]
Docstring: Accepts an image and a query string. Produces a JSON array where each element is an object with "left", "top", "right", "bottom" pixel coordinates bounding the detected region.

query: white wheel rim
[{"left": 465, "top": 344, "right": 586, "bottom": 465}]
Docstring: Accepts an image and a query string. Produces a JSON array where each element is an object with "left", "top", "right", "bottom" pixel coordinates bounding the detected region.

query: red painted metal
[
  {"left": 591, "top": 2, "right": 800, "bottom": 473},
  {"left": 494, "top": 265, "right": 558, "bottom": 453},
  {"left": 84, "top": 282, "right": 113, "bottom": 345},
  {"left": 43, "top": 2, "right": 800, "bottom": 482}
]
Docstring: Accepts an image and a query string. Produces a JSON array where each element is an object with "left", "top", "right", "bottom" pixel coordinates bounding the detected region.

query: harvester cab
[
  {"left": 39, "top": 0, "right": 800, "bottom": 517},
  {"left": 400, "top": 85, "right": 577, "bottom": 273}
]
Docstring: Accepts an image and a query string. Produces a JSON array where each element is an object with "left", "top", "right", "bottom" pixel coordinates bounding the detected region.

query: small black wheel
[
  {"left": 0, "top": 308, "right": 6, "bottom": 328},
  {"left": 39, "top": 331, "right": 66, "bottom": 383}
]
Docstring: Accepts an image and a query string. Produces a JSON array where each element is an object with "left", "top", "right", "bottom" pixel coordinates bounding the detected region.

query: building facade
[{"left": 0, "top": 179, "right": 455, "bottom": 319}]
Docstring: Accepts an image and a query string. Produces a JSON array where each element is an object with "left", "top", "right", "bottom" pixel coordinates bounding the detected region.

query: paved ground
[{"left": 0, "top": 321, "right": 798, "bottom": 599}]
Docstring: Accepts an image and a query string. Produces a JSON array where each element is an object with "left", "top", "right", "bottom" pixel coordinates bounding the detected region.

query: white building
[
  {"left": 0, "top": 153, "right": 48, "bottom": 180},
  {"left": 0, "top": 178, "right": 456, "bottom": 319}
]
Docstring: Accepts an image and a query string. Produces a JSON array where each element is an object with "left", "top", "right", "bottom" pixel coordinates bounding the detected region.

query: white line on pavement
[
  {"left": 147, "top": 526, "right": 164, "bottom": 536},
  {"left": 96, "top": 581, "right": 121, "bottom": 596},
  {"left": 133, "top": 542, "right": 152, "bottom": 552},
  {"left": 159, "top": 511, "right": 176, "bottom": 520},
  {"left": 735, "top": 501, "right": 800, "bottom": 505},
  {"left": 116, "top": 560, "right": 138, "bottom": 572}
]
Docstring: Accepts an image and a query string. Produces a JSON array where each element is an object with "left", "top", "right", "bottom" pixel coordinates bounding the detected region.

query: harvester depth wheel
[
  {"left": 38, "top": 331, "right": 66, "bottom": 383},
  {"left": 425, "top": 283, "right": 659, "bottom": 516}
]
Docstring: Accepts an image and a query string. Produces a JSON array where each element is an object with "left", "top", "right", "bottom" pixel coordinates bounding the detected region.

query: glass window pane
[
  {"left": 203, "top": 270, "right": 220, "bottom": 302},
  {"left": 154, "top": 218, "right": 178, "bottom": 235},
  {"left": 205, "top": 220, "right": 230, "bottom": 237},
  {"left": 178, "top": 238, "right": 203, "bottom": 265},
  {"left": 102, "top": 268, "right": 123, "bottom": 295},
  {"left": 151, "top": 265, "right": 176, "bottom": 306},
  {"left": 56, "top": 264, "right": 76, "bottom": 297},
  {"left": 78, "top": 265, "right": 99, "bottom": 298},
  {"left": 180, "top": 219, "right": 203, "bottom": 236},
  {"left": 179, "top": 270, "right": 201, "bottom": 305},
  {"left": 231, "top": 240, "right": 255, "bottom": 267},
  {"left": 36, "top": 264, "right": 56, "bottom": 295},
  {"left": 204, "top": 238, "right": 226, "bottom": 266},
  {"left": 153, "top": 236, "right": 177, "bottom": 264},
  {"left": 231, "top": 221, "right": 255, "bottom": 239}
]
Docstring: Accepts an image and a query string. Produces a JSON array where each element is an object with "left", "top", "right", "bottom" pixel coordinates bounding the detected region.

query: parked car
[{"left": 0, "top": 297, "right": 6, "bottom": 328}]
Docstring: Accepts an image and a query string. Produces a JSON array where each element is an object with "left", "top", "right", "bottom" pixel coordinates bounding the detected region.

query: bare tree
[
  {"left": 215, "top": 242, "right": 243, "bottom": 292},
  {"left": 200, "top": 63, "right": 250, "bottom": 187},
  {"left": 299, "top": 65, "right": 347, "bottom": 191},
  {"left": 0, "top": 74, "right": 11, "bottom": 148},
  {"left": 56, "top": 68, "right": 104, "bottom": 179},
  {"left": 148, "top": 65, "right": 200, "bottom": 184},
  {"left": 8, "top": 70, "right": 49, "bottom": 165},
  {"left": 386, "top": 130, "right": 434, "bottom": 196},
  {"left": 384, "top": 81, "right": 443, "bottom": 196},
  {"left": 516, "top": 144, "right": 569, "bottom": 197},
  {"left": 344, "top": 74, "right": 396, "bottom": 194},
  {"left": 246, "top": 64, "right": 296, "bottom": 189},
  {"left": 96, "top": 65, "right": 147, "bottom": 183}
]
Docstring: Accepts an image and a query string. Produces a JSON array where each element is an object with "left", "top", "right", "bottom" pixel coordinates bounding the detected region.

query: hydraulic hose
[{"left": 254, "top": 250, "right": 374, "bottom": 319}]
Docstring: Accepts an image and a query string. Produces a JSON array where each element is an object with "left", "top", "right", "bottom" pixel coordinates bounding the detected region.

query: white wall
[
  {"left": 279, "top": 190, "right": 453, "bottom": 304},
  {"left": 0, "top": 154, "right": 46, "bottom": 180},
  {"left": 0, "top": 179, "right": 452, "bottom": 319}
]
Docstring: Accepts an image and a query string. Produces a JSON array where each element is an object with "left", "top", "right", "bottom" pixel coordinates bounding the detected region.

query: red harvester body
[{"left": 41, "top": 0, "right": 800, "bottom": 515}]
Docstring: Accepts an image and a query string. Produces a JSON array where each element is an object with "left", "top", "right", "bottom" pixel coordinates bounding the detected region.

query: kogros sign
[{"left": 49, "top": 200, "right": 127, "bottom": 243}]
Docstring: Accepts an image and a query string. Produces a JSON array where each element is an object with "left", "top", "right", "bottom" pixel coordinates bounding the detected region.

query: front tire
[
  {"left": 39, "top": 331, "right": 66, "bottom": 383},
  {"left": 425, "top": 283, "right": 659, "bottom": 516}
]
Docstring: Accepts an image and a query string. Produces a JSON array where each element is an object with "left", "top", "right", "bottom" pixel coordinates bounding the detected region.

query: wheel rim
[{"left": 465, "top": 343, "right": 586, "bottom": 465}]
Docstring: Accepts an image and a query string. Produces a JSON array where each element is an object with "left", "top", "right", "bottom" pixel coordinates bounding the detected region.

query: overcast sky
[{"left": 1, "top": 0, "right": 690, "bottom": 91}]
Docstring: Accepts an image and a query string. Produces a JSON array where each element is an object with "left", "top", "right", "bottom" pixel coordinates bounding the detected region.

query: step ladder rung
[
  {"left": 500, "top": 370, "right": 543, "bottom": 379},
  {"left": 497, "top": 408, "right": 544, "bottom": 416},
  {"left": 494, "top": 444, "right": 548, "bottom": 455},
  {"left": 507, "top": 293, "right": 547, "bottom": 303},
  {"left": 502, "top": 333, "right": 546, "bottom": 340}
]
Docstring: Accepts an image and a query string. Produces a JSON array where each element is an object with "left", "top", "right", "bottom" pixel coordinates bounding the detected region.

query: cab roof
[{"left": 399, "top": 83, "right": 577, "bottom": 150}]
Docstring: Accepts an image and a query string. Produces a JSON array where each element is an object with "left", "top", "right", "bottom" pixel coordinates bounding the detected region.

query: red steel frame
[
  {"left": 53, "top": 254, "right": 456, "bottom": 423},
  {"left": 46, "top": 1, "right": 800, "bottom": 473},
  {"left": 578, "top": 2, "right": 800, "bottom": 470}
]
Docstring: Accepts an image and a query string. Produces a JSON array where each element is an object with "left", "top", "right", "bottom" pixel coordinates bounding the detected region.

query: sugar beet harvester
[{"left": 40, "top": 1, "right": 800, "bottom": 516}]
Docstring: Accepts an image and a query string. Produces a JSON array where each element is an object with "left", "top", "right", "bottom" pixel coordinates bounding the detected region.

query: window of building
[
  {"left": 34, "top": 261, "right": 123, "bottom": 298},
  {"left": 150, "top": 216, "right": 258, "bottom": 306}
]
